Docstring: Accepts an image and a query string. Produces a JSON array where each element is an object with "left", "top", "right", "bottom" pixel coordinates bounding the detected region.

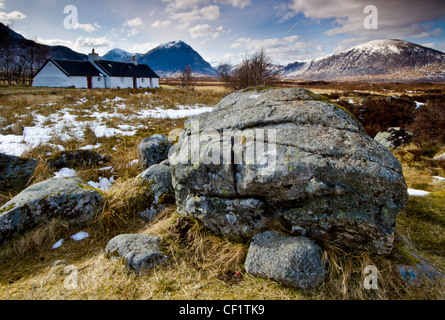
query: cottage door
[
  {"left": 133, "top": 77, "right": 137, "bottom": 89},
  {"left": 87, "top": 77, "right": 92, "bottom": 89}
]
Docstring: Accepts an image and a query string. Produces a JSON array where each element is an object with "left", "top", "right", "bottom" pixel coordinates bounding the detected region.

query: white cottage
[{"left": 33, "top": 49, "right": 160, "bottom": 89}]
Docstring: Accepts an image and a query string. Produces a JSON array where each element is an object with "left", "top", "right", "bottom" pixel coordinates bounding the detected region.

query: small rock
[
  {"left": 137, "top": 134, "right": 173, "bottom": 170},
  {"left": 374, "top": 127, "right": 413, "bottom": 149},
  {"left": 395, "top": 261, "right": 444, "bottom": 286},
  {"left": 0, "top": 177, "right": 104, "bottom": 245},
  {"left": 105, "top": 234, "right": 167, "bottom": 272},
  {"left": 244, "top": 231, "right": 327, "bottom": 290},
  {"left": 47, "top": 150, "right": 111, "bottom": 170},
  {"left": 0, "top": 153, "right": 38, "bottom": 192}
]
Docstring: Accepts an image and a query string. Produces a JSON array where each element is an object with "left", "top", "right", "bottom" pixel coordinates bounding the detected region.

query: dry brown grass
[{"left": 1, "top": 84, "right": 444, "bottom": 300}]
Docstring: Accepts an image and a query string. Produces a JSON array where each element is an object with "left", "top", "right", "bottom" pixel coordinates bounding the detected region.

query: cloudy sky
[{"left": 2, "top": 0, "right": 445, "bottom": 66}]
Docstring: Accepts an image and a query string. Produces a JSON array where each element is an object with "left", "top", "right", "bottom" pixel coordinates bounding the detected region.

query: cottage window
[
  {"left": 121, "top": 77, "right": 124, "bottom": 83},
  {"left": 97, "top": 77, "right": 101, "bottom": 81},
  {"left": 142, "top": 78, "right": 145, "bottom": 83}
]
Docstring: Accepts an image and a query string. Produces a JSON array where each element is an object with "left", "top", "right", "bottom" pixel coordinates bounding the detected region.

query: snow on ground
[
  {"left": 88, "top": 177, "right": 115, "bottom": 192},
  {"left": 70, "top": 231, "right": 89, "bottom": 241},
  {"left": 414, "top": 101, "right": 425, "bottom": 110},
  {"left": 137, "top": 105, "right": 213, "bottom": 119},
  {"left": 408, "top": 188, "right": 430, "bottom": 196},
  {"left": 0, "top": 102, "right": 212, "bottom": 157},
  {"left": 54, "top": 168, "right": 77, "bottom": 178}
]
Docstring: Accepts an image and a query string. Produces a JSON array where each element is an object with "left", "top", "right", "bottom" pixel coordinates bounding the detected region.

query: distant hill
[
  {"left": 0, "top": 23, "right": 87, "bottom": 61},
  {"left": 101, "top": 48, "right": 135, "bottom": 63},
  {"left": 282, "top": 39, "right": 445, "bottom": 82},
  {"left": 136, "top": 41, "right": 217, "bottom": 77}
]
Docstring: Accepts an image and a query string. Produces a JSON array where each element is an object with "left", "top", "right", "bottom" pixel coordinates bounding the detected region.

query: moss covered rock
[
  {"left": 0, "top": 177, "right": 104, "bottom": 245},
  {"left": 137, "top": 134, "right": 173, "bottom": 171},
  {"left": 0, "top": 153, "right": 37, "bottom": 192},
  {"left": 170, "top": 87, "right": 408, "bottom": 254}
]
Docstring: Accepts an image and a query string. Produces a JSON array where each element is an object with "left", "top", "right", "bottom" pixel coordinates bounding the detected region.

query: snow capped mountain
[
  {"left": 136, "top": 40, "right": 217, "bottom": 77},
  {"left": 283, "top": 39, "right": 445, "bottom": 82},
  {"left": 101, "top": 48, "right": 135, "bottom": 62},
  {"left": 100, "top": 41, "right": 216, "bottom": 77}
]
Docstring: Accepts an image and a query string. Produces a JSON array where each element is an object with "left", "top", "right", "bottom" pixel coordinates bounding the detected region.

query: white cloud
[
  {"left": 128, "top": 42, "right": 160, "bottom": 54},
  {"left": 199, "top": 5, "right": 220, "bottom": 21},
  {"left": 0, "top": 10, "right": 26, "bottom": 24},
  {"left": 123, "top": 17, "right": 143, "bottom": 28},
  {"left": 215, "top": 0, "right": 251, "bottom": 9},
  {"left": 168, "top": 5, "right": 220, "bottom": 26},
  {"left": 412, "top": 27, "right": 442, "bottom": 38},
  {"left": 283, "top": 35, "right": 301, "bottom": 42},
  {"left": 151, "top": 20, "right": 172, "bottom": 28},
  {"left": 188, "top": 24, "right": 227, "bottom": 39},
  {"left": 163, "top": 0, "right": 209, "bottom": 12},
  {"left": 288, "top": 0, "right": 445, "bottom": 39},
  {"left": 230, "top": 35, "right": 319, "bottom": 64},
  {"left": 36, "top": 37, "right": 73, "bottom": 47},
  {"left": 123, "top": 17, "right": 144, "bottom": 36},
  {"left": 75, "top": 37, "right": 113, "bottom": 48},
  {"left": 76, "top": 22, "right": 100, "bottom": 33}
]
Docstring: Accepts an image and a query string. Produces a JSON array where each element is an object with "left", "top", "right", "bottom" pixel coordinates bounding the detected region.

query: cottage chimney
[
  {"left": 132, "top": 55, "right": 138, "bottom": 65},
  {"left": 88, "top": 49, "right": 99, "bottom": 63}
]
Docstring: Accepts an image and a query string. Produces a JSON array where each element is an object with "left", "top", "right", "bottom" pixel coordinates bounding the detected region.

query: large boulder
[
  {"left": 374, "top": 127, "right": 413, "bottom": 149},
  {"left": 0, "top": 177, "right": 104, "bottom": 245},
  {"left": 170, "top": 87, "right": 409, "bottom": 254},
  {"left": 0, "top": 153, "right": 38, "bottom": 192},
  {"left": 105, "top": 234, "right": 167, "bottom": 272},
  {"left": 138, "top": 134, "right": 173, "bottom": 170},
  {"left": 245, "top": 231, "right": 327, "bottom": 290}
]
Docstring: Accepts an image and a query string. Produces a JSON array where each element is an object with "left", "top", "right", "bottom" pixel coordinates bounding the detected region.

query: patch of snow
[
  {"left": 54, "top": 168, "right": 77, "bottom": 179},
  {"left": 88, "top": 177, "right": 114, "bottom": 192},
  {"left": 98, "top": 166, "right": 114, "bottom": 171},
  {"left": 0, "top": 135, "right": 27, "bottom": 157},
  {"left": 92, "top": 125, "right": 137, "bottom": 138},
  {"left": 414, "top": 101, "right": 425, "bottom": 110},
  {"left": 250, "top": 95, "right": 261, "bottom": 99},
  {"left": 52, "top": 239, "right": 64, "bottom": 249},
  {"left": 408, "top": 188, "right": 430, "bottom": 196},
  {"left": 79, "top": 144, "right": 102, "bottom": 150},
  {"left": 138, "top": 106, "right": 213, "bottom": 119},
  {"left": 433, "top": 176, "right": 445, "bottom": 182},
  {"left": 70, "top": 231, "right": 89, "bottom": 241},
  {"left": 128, "top": 159, "right": 138, "bottom": 166}
]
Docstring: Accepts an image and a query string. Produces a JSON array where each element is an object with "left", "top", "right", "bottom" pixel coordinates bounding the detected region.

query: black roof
[
  {"left": 37, "top": 58, "right": 159, "bottom": 79},
  {"left": 95, "top": 60, "right": 160, "bottom": 78},
  {"left": 51, "top": 59, "right": 102, "bottom": 77}
]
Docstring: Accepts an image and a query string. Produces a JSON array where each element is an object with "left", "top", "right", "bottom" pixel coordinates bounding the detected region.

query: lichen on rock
[{"left": 170, "top": 87, "right": 409, "bottom": 254}]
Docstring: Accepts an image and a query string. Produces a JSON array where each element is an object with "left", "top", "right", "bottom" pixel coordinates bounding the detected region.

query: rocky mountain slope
[
  {"left": 283, "top": 39, "right": 445, "bottom": 82},
  {"left": 102, "top": 41, "right": 217, "bottom": 77},
  {"left": 136, "top": 41, "right": 217, "bottom": 77},
  {"left": 101, "top": 48, "right": 136, "bottom": 63}
]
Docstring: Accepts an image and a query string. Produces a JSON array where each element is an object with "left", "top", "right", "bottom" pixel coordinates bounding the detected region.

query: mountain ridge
[{"left": 283, "top": 39, "right": 445, "bottom": 82}]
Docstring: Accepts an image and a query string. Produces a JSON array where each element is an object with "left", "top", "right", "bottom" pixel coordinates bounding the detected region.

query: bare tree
[
  {"left": 217, "top": 49, "right": 280, "bottom": 91},
  {"left": 26, "top": 41, "right": 48, "bottom": 85},
  {"left": 180, "top": 65, "right": 193, "bottom": 89}
]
